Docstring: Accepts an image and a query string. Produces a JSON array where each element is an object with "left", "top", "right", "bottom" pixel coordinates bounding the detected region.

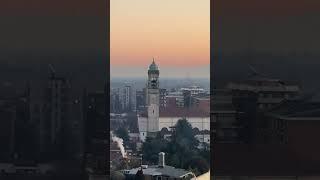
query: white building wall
[
  {"left": 159, "top": 117, "right": 210, "bottom": 131},
  {"left": 147, "top": 100, "right": 159, "bottom": 132},
  {"left": 195, "top": 134, "right": 210, "bottom": 144},
  {"left": 138, "top": 116, "right": 210, "bottom": 142}
]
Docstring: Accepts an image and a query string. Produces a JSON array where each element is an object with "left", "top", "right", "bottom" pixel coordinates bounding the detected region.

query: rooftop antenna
[
  {"left": 48, "top": 64, "right": 56, "bottom": 77},
  {"left": 246, "top": 24, "right": 256, "bottom": 66},
  {"left": 248, "top": 64, "right": 259, "bottom": 76},
  {"left": 246, "top": 24, "right": 258, "bottom": 77},
  {"left": 248, "top": 64, "right": 268, "bottom": 78}
]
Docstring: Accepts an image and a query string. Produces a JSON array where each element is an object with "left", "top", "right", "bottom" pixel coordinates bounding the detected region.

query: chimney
[{"left": 158, "top": 152, "right": 165, "bottom": 168}]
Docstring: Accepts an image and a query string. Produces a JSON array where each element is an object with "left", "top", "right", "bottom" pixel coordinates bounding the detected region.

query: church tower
[{"left": 146, "top": 59, "right": 160, "bottom": 135}]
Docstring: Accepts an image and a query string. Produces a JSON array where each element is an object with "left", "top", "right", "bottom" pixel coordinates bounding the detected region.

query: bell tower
[{"left": 146, "top": 59, "right": 160, "bottom": 135}]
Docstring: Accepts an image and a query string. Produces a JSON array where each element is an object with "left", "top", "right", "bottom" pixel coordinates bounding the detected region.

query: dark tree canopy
[
  {"left": 115, "top": 127, "right": 129, "bottom": 142},
  {"left": 142, "top": 136, "right": 168, "bottom": 164},
  {"left": 141, "top": 119, "right": 210, "bottom": 176}
]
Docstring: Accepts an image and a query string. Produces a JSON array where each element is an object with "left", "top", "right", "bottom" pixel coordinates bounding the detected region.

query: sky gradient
[
  {"left": 213, "top": 0, "right": 320, "bottom": 54},
  {"left": 111, "top": 0, "right": 210, "bottom": 78},
  {"left": 0, "top": 0, "right": 108, "bottom": 93}
]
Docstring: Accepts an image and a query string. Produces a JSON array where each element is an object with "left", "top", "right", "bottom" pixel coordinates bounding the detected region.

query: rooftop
[
  {"left": 159, "top": 106, "right": 210, "bottom": 117},
  {"left": 266, "top": 96, "right": 320, "bottom": 118},
  {"left": 139, "top": 103, "right": 209, "bottom": 118},
  {"left": 124, "top": 165, "right": 193, "bottom": 178}
]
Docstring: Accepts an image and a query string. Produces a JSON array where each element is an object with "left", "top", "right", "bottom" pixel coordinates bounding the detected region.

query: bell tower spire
[{"left": 146, "top": 58, "right": 160, "bottom": 137}]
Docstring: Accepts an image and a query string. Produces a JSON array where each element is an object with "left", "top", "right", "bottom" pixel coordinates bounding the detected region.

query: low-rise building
[{"left": 121, "top": 152, "right": 196, "bottom": 180}]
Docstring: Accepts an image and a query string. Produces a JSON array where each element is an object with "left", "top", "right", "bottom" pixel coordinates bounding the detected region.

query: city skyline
[
  {"left": 111, "top": 63, "right": 209, "bottom": 78},
  {"left": 110, "top": 0, "right": 210, "bottom": 78}
]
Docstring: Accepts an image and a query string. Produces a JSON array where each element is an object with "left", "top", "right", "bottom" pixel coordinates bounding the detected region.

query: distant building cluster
[
  {"left": 212, "top": 68, "right": 320, "bottom": 179},
  {"left": 0, "top": 66, "right": 108, "bottom": 178},
  {"left": 213, "top": 73, "right": 301, "bottom": 144},
  {"left": 111, "top": 84, "right": 136, "bottom": 113},
  {"left": 109, "top": 60, "right": 210, "bottom": 177}
]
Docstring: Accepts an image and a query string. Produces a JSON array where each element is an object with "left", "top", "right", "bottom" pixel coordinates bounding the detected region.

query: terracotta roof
[
  {"left": 159, "top": 106, "right": 209, "bottom": 117},
  {"left": 139, "top": 102, "right": 210, "bottom": 118}
]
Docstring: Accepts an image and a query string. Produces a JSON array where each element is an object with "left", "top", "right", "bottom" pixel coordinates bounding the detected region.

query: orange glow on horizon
[{"left": 111, "top": 0, "right": 210, "bottom": 68}]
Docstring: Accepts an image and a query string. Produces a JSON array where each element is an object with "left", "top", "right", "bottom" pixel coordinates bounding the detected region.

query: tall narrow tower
[{"left": 146, "top": 59, "right": 160, "bottom": 135}]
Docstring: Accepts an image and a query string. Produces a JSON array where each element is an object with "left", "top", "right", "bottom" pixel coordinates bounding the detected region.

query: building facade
[
  {"left": 227, "top": 76, "right": 300, "bottom": 110},
  {"left": 42, "top": 72, "right": 71, "bottom": 156},
  {"left": 138, "top": 60, "right": 210, "bottom": 142}
]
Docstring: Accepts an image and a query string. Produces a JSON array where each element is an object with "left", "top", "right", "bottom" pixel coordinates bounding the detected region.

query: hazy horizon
[{"left": 110, "top": 64, "right": 210, "bottom": 79}]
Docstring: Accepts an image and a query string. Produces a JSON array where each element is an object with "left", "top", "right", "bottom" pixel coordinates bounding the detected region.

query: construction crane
[{"left": 48, "top": 64, "right": 56, "bottom": 78}]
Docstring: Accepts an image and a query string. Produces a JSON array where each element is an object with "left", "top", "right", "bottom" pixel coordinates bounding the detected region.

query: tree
[
  {"left": 115, "top": 127, "right": 129, "bottom": 142},
  {"left": 159, "top": 127, "right": 169, "bottom": 138},
  {"left": 142, "top": 136, "right": 168, "bottom": 164},
  {"left": 184, "top": 156, "right": 209, "bottom": 176},
  {"left": 199, "top": 146, "right": 210, "bottom": 160},
  {"left": 169, "top": 119, "right": 199, "bottom": 155},
  {"left": 166, "top": 153, "right": 180, "bottom": 167},
  {"left": 164, "top": 119, "right": 201, "bottom": 169},
  {"left": 174, "top": 119, "right": 199, "bottom": 147},
  {"left": 140, "top": 119, "right": 210, "bottom": 173}
]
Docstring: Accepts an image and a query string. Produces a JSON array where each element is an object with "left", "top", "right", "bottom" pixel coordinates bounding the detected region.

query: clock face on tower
[{"left": 150, "top": 77, "right": 158, "bottom": 89}]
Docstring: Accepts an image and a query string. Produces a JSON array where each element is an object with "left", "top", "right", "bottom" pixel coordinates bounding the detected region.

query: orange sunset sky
[{"left": 110, "top": 0, "right": 210, "bottom": 78}]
